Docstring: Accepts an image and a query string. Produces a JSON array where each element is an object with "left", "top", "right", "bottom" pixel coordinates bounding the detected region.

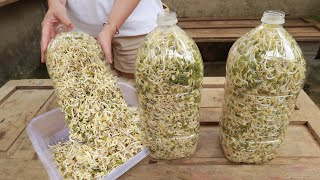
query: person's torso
[{"left": 67, "top": 0, "right": 163, "bottom": 37}]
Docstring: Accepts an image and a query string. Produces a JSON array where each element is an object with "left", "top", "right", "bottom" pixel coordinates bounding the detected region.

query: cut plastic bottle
[
  {"left": 135, "top": 11, "right": 204, "bottom": 160},
  {"left": 220, "top": 10, "right": 306, "bottom": 163}
]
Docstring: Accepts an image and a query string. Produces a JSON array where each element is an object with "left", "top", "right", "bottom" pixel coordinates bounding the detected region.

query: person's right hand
[{"left": 41, "top": 0, "right": 73, "bottom": 63}]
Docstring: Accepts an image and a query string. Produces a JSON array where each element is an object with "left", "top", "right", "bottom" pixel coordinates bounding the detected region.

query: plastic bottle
[
  {"left": 220, "top": 10, "right": 306, "bottom": 163},
  {"left": 135, "top": 11, "right": 204, "bottom": 160}
]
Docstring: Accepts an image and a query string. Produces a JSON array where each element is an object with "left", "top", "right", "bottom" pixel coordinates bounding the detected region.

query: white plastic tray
[{"left": 27, "top": 82, "right": 148, "bottom": 180}]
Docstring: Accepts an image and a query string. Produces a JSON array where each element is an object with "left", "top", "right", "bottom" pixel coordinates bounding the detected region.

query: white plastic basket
[{"left": 27, "top": 82, "right": 148, "bottom": 180}]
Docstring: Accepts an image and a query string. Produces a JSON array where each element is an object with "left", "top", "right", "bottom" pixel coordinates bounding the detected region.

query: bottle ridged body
[
  {"left": 135, "top": 12, "right": 204, "bottom": 159},
  {"left": 220, "top": 12, "right": 306, "bottom": 163}
]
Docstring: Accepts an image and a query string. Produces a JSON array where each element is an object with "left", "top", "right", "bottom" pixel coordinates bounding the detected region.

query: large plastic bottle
[
  {"left": 135, "top": 11, "right": 204, "bottom": 159},
  {"left": 220, "top": 10, "right": 306, "bottom": 163}
]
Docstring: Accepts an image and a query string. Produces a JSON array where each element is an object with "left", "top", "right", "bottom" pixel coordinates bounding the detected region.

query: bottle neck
[
  {"left": 157, "top": 11, "right": 178, "bottom": 26},
  {"left": 261, "top": 10, "right": 285, "bottom": 26}
]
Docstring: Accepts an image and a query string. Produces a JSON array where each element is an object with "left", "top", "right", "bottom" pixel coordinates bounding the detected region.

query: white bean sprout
[{"left": 46, "top": 32, "right": 144, "bottom": 179}]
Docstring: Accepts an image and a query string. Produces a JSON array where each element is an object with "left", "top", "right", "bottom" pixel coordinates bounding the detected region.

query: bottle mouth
[
  {"left": 157, "top": 11, "right": 178, "bottom": 26},
  {"left": 261, "top": 10, "right": 285, "bottom": 25}
]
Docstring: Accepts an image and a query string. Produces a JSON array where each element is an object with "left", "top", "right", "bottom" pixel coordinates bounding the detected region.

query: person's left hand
[
  {"left": 97, "top": 25, "right": 117, "bottom": 64},
  {"left": 41, "top": 0, "right": 73, "bottom": 63}
]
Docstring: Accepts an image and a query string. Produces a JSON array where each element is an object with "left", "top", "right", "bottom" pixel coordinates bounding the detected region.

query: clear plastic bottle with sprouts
[
  {"left": 220, "top": 10, "right": 306, "bottom": 163},
  {"left": 135, "top": 11, "right": 204, "bottom": 159}
]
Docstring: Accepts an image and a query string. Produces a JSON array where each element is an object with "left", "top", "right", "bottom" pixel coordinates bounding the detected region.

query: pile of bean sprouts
[
  {"left": 220, "top": 23, "right": 306, "bottom": 163},
  {"left": 135, "top": 25, "right": 203, "bottom": 159},
  {"left": 46, "top": 31, "right": 143, "bottom": 179}
]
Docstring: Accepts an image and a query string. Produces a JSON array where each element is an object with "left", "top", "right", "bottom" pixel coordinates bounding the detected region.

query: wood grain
[
  {"left": 203, "top": 77, "right": 225, "bottom": 88},
  {"left": 9, "top": 130, "right": 36, "bottom": 159},
  {"left": 0, "top": 89, "right": 53, "bottom": 151},
  {"left": 200, "top": 88, "right": 224, "bottom": 108},
  {"left": 0, "top": 79, "right": 53, "bottom": 105},
  {"left": 0, "top": 159, "right": 48, "bottom": 180},
  {"left": 120, "top": 163, "right": 320, "bottom": 180},
  {"left": 178, "top": 19, "right": 311, "bottom": 29},
  {"left": 184, "top": 28, "right": 320, "bottom": 41},
  {"left": 0, "top": 78, "right": 319, "bottom": 179},
  {"left": 176, "top": 17, "right": 320, "bottom": 42},
  {"left": 8, "top": 93, "right": 58, "bottom": 160}
]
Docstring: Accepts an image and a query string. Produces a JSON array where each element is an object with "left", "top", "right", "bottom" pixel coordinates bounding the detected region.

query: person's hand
[
  {"left": 41, "top": 0, "right": 73, "bottom": 63},
  {"left": 97, "top": 24, "right": 118, "bottom": 64}
]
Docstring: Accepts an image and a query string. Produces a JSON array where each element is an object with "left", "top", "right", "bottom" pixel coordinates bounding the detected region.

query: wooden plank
[
  {"left": 286, "top": 27, "right": 320, "bottom": 33},
  {"left": 121, "top": 163, "right": 320, "bottom": 180},
  {"left": 137, "top": 125, "right": 320, "bottom": 160},
  {"left": 192, "top": 36, "right": 320, "bottom": 43},
  {"left": 184, "top": 28, "right": 320, "bottom": 40},
  {"left": 0, "top": 79, "right": 53, "bottom": 105},
  {"left": 6, "top": 92, "right": 224, "bottom": 157},
  {"left": 5, "top": 125, "right": 320, "bottom": 179},
  {"left": 303, "top": 17, "right": 320, "bottom": 30},
  {"left": 0, "top": 78, "right": 319, "bottom": 179},
  {"left": 178, "top": 17, "right": 318, "bottom": 28},
  {"left": 0, "top": 0, "right": 18, "bottom": 7},
  {"left": 177, "top": 17, "right": 320, "bottom": 42},
  {"left": 279, "top": 125, "right": 320, "bottom": 157},
  {"left": 200, "top": 88, "right": 224, "bottom": 108},
  {"left": 3, "top": 79, "right": 53, "bottom": 88},
  {"left": 178, "top": 19, "right": 311, "bottom": 29},
  {"left": 0, "top": 159, "right": 48, "bottom": 180},
  {"left": 35, "top": 93, "right": 59, "bottom": 115},
  {"left": 120, "top": 125, "right": 320, "bottom": 179},
  {"left": 200, "top": 108, "right": 221, "bottom": 124},
  {"left": 178, "top": 16, "right": 306, "bottom": 22},
  {"left": 8, "top": 130, "right": 36, "bottom": 159},
  {"left": 0, "top": 81, "right": 18, "bottom": 105},
  {"left": 128, "top": 124, "right": 320, "bottom": 166},
  {"left": 0, "top": 79, "right": 52, "bottom": 91},
  {"left": 0, "top": 89, "right": 53, "bottom": 151},
  {"left": 203, "top": 77, "right": 225, "bottom": 88},
  {"left": 8, "top": 93, "right": 58, "bottom": 159},
  {"left": 295, "top": 91, "right": 320, "bottom": 143},
  {"left": 194, "top": 125, "right": 320, "bottom": 158}
]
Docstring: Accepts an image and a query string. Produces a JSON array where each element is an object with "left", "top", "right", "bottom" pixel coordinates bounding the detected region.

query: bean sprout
[
  {"left": 220, "top": 23, "right": 306, "bottom": 163},
  {"left": 135, "top": 24, "right": 203, "bottom": 159},
  {"left": 46, "top": 32, "right": 144, "bottom": 179}
]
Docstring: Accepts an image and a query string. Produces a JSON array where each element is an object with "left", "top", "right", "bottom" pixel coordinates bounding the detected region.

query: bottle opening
[
  {"left": 261, "top": 10, "right": 285, "bottom": 25},
  {"left": 157, "top": 11, "right": 178, "bottom": 26}
]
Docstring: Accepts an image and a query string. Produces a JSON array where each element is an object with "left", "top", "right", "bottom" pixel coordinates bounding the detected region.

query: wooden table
[
  {"left": 0, "top": 78, "right": 320, "bottom": 179},
  {"left": 178, "top": 17, "right": 320, "bottom": 80},
  {"left": 178, "top": 17, "right": 320, "bottom": 42}
]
